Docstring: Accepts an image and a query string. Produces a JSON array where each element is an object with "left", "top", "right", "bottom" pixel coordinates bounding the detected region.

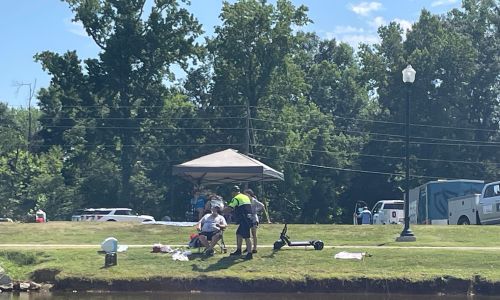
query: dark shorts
[
  {"left": 199, "top": 230, "right": 221, "bottom": 241},
  {"left": 236, "top": 218, "right": 252, "bottom": 239}
]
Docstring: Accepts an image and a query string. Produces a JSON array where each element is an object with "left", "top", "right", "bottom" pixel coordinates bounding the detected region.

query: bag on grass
[{"left": 188, "top": 234, "right": 201, "bottom": 248}]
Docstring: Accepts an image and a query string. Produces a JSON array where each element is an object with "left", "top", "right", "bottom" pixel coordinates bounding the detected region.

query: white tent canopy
[{"left": 172, "top": 148, "right": 284, "bottom": 185}]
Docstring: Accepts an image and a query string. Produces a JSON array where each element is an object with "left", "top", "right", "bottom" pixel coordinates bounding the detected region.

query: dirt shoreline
[{"left": 29, "top": 271, "right": 500, "bottom": 295}]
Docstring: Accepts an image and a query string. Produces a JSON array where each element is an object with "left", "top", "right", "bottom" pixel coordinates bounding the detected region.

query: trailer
[{"left": 409, "top": 179, "right": 484, "bottom": 224}]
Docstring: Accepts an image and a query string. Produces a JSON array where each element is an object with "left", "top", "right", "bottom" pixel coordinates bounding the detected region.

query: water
[{"left": 0, "top": 292, "right": 498, "bottom": 300}]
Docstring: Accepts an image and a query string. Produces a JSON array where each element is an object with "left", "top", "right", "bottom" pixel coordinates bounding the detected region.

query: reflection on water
[{"left": 0, "top": 292, "right": 498, "bottom": 300}]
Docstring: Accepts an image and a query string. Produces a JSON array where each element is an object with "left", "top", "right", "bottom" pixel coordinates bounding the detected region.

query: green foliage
[
  {"left": 1, "top": 0, "right": 498, "bottom": 223},
  {"left": 348, "top": 0, "right": 500, "bottom": 212},
  {"left": 32, "top": 0, "right": 204, "bottom": 214}
]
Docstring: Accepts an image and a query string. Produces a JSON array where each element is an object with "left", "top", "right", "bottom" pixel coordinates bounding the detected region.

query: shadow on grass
[
  {"left": 191, "top": 254, "right": 246, "bottom": 272},
  {"left": 261, "top": 249, "right": 280, "bottom": 259}
]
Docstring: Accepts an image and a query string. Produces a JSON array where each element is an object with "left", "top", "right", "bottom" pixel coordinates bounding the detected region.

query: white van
[{"left": 372, "top": 200, "right": 404, "bottom": 225}]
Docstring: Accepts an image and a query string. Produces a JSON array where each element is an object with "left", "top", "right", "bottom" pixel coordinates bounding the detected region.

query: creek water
[{"left": 0, "top": 292, "right": 498, "bottom": 300}]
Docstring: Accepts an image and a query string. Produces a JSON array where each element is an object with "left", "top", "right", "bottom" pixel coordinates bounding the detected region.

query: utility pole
[
  {"left": 15, "top": 80, "right": 37, "bottom": 151},
  {"left": 244, "top": 99, "right": 250, "bottom": 155},
  {"left": 242, "top": 98, "right": 251, "bottom": 189},
  {"left": 14, "top": 80, "right": 37, "bottom": 218}
]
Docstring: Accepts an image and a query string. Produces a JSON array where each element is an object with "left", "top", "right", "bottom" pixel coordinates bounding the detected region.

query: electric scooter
[{"left": 273, "top": 224, "right": 324, "bottom": 250}]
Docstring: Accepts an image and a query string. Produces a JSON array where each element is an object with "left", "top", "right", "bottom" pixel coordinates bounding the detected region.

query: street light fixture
[{"left": 397, "top": 65, "right": 417, "bottom": 242}]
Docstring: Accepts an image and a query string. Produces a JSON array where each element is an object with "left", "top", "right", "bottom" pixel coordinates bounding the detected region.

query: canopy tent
[{"left": 172, "top": 148, "right": 284, "bottom": 185}]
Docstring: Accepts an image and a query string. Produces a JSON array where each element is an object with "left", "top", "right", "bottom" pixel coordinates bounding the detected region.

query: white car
[
  {"left": 71, "top": 208, "right": 155, "bottom": 223},
  {"left": 371, "top": 200, "right": 404, "bottom": 225}
]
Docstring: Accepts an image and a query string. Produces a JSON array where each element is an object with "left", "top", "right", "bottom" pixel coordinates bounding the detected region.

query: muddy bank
[{"left": 30, "top": 271, "right": 500, "bottom": 295}]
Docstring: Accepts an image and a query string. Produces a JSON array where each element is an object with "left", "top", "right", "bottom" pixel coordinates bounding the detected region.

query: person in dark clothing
[{"left": 223, "top": 185, "right": 253, "bottom": 260}]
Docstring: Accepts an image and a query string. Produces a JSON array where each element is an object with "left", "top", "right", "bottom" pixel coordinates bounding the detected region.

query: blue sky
[{"left": 0, "top": 0, "right": 462, "bottom": 107}]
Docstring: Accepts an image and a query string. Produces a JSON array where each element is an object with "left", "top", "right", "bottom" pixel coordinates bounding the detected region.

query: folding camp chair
[
  {"left": 190, "top": 199, "right": 227, "bottom": 255},
  {"left": 192, "top": 228, "right": 226, "bottom": 255},
  {"left": 214, "top": 228, "right": 227, "bottom": 254}
]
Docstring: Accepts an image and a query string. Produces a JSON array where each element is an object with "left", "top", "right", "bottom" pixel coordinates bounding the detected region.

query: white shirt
[
  {"left": 250, "top": 197, "right": 265, "bottom": 223},
  {"left": 200, "top": 213, "right": 227, "bottom": 232}
]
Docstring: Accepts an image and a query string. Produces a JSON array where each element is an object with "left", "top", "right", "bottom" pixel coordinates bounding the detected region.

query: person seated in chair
[{"left": 196, "top": 202, "right": 227, "bottom": 256}]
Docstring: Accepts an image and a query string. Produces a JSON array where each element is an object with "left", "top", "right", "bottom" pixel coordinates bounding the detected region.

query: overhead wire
[
  {"left": 251, "top": 105, "right": 500, "bottom": 134},
  {"left": 31, "top": 143, "right": 242, "bottom": 148},
  {"left": 39, "top": 125, "right": 245, "bottom": 131},
  {"left": 5, "top": 102, "right": 500, "bottom": 177},
  {"left": 16, "top": 104, "right": 246, "bottom": 109},
  {"left": 251, "top": 143, "right": 500, "bottom": 166},
  {"left": 251, "top": 116, "right": 500, "bottom": 146},
  {"left": 251, "top": 117, "right": 500, "bottom": 146},
  {"left": 37, "top": 116, "right": 243, "bottom": 121},
  {"left": 7, "top": 105, "right": 500, "bottom": 145},
  {"left": 248, "top": 153, "right": 470, "bottom": 181}
]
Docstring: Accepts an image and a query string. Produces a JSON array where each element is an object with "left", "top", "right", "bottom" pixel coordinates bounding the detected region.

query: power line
[
  {"left": 8, "top": 102, "right": 500, "bottom": 134},
  {"left": 11, "top": 104, "right": 246, "bottom": 109},
  {"left": 29, "top": 143, "right": 242, "bottom": 148},
  {"left": 251, "top": 124, "right": 500, "bottom": 148},
  {"left": 249, "top": 153, "right": 477, "bottom": 181},
  {"left": 252, "top": 117, "right": 500, "bottom": 145},
  {"left": 251, "top": 143, "right": 402, "bottom": 160},
  {"left": 251, "top": 105, "right": 500, "bottom": 134},
  {"left": 39, "top": 125, "right": 245, "bottom": 131},
  {"left": 7, "top": 116, "right": 500, "bottom": 147},
  {"left": 251, "top": 119, "right": 403, "bottom": 139},
  {"left": 38, "top": 116, "right": 242, "bottom": 121},
  {"left": 251, "top": 143, "right": 500, "bottom": 166}
]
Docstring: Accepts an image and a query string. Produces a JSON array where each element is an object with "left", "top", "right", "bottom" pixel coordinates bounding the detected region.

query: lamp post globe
[
  {"left": 402, "top": 65, "right": 416, "bottom": 83},
  {"left": 397, "top": 64, "right": 417, "bottom": 242}
]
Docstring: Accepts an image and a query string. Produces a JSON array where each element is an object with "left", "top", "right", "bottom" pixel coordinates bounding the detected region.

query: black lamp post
[{"left": 397, "top": 65, "right": 417, "bottom": 242}]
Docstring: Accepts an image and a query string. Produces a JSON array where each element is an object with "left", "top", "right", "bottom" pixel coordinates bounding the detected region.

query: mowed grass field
[{"left": 1, "top": 222, "right": 500, "bottom": 283}]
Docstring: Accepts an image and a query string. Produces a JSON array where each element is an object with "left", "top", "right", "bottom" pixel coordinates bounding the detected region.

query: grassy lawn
[{"left": 1, "top": 222, "right": 500, "bottom": 284}]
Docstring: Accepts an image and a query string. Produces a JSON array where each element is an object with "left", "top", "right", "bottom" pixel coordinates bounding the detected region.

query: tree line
[{"left": 0, "top": 0, "right": 498, "bottom": 223}]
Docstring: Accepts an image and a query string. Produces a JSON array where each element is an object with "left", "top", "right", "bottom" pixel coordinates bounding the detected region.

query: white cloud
[
  {"left": 349, "top": 2, "right": 382, "bottom": 16},
  {"left": 65, "top": 18, "right": 88, "bottom": 37},
  {"left": 431, "top": 0, "right": 458, "bottom": 7},
  {"left": 369, "top": 16, "right": 386, "bottom": 29},
  {"left": 342, "top": 34, "right": 380, "bottom": 46},
  {"left": 333, "top": 25, "right": 365, "bottom": 34},
  {"left": 325, "top": 31, "right": 380, "bottom": 47},
  {"left": 395, "top": 18, "right": 413, "bottom": 33}
]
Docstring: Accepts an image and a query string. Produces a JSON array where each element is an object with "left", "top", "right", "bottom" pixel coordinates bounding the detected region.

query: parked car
[
  {"left": 0, "top": 217, "right": 13, "bottom": 223},
  {"left": 71, "top": 208, "right": 155, "bottom": 223},
  {"left": 371, "top": 200, "right": 404, "bottom": 225}
]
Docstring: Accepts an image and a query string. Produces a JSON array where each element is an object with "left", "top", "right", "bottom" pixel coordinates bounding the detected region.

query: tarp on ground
[{"left": 172, "top": 148, "right": 284, "bottom": 185}]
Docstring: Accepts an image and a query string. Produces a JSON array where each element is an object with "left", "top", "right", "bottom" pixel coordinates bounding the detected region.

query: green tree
[
  {"left": 353, "top": 1, "right": 500, "bottom": 214},
  {"left": 35, "top": 0, "right": 203, "bottom": 209},
  {"left": 204, "top": 0, "right": 310, "bottom": 150}
]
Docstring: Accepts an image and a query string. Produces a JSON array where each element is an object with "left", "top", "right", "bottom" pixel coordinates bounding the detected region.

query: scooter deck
[{"left": 288, "top": 241, "right": 313, "bottom": 246}]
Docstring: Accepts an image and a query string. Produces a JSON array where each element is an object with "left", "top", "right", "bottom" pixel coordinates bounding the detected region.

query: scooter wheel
[
  {"left": 273, "top": 240, "right": 285, "bottom": 250},
  {"left": 313, "top": 240, "right": 324, "bottom": 250}
]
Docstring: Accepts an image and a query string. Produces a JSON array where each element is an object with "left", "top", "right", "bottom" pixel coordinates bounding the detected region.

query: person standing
[
  {"left": 223, "top": 185, "right": 253, "bottom": 259},
  {"left": 361, "top": 206, "right": 372, "bottom": 225},
  {"left": 244, "top": 189, "right": 264, "bottom": 254},
  {"left": 193, "top": 189, "right": 207, "bottom": 220}
]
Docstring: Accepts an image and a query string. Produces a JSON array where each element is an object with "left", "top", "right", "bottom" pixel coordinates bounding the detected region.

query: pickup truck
[
  {"left": 371, "top": 200, "right": 404, "bottom": 225},
  {"left": 448, "top": 181, "right": 500, "bottom": 225}
]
